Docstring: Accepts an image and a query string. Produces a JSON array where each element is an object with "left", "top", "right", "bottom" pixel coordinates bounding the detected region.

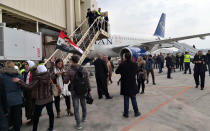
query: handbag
[
  {"left": 52, "top": 84, "right": 59, "bottom": 96},
  {"left": 50, "top": 80, "right": 60, "bottom": 96},
  {"left": 86, "top": 92, "right": 94, "bottom": 105}
]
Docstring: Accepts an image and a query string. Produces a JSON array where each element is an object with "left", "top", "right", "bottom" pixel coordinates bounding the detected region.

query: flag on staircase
[{"left": 56, "top": 31, "right": 83, "bottom": 55}]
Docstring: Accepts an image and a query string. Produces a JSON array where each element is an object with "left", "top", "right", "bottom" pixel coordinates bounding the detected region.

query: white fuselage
[{"left": 88, "top": 35, "right": 156, "bottom": 58}]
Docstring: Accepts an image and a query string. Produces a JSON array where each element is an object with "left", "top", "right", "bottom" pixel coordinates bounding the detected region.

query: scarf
[
  {"left": 54, "top": 67, "right": 70, "bottom": 96},
  {"left": 26, "top": 71, "right": 32, "bottom": 84}
]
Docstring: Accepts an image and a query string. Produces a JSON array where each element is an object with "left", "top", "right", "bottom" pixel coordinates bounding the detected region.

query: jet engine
[{"left": 120, "top": 47, "right": 147, "bottom": 62}]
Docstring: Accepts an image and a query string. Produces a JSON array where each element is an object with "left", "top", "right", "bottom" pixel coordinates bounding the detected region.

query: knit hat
[
  {"left": 27, "top": 60, "right": 35, "bottom": 68},
  {"left": 14, "top": 66, "right": 19, "bottom": 70},
  {"left": 37, "top": 65, "right": 47, "bottom": 73}
]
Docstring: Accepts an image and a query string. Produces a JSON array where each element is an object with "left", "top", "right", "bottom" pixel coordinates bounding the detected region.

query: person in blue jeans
[
  {"left": 64, "top": 55, "right": 91, "bottom": 130},
  {"left": 146, "top": 55, "right": 156, "bottom": 85},
  {"left": 116, "top": 53, "right": 141, "bottom": 118}
]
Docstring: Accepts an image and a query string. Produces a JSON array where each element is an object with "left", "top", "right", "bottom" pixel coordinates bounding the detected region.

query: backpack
[
  {"left": 72, "top": 66, "right": 88, "bottom": 96},
  {"left": 137, "top": 64, "right": 145, "bottom": 80}
]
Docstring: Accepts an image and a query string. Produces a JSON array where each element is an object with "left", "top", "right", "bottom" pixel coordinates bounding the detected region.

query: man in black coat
[
  {"left": 193, "top": 51, "right": 206, "bottom": 90},
  {"left": 157, "top": 53, "right": 164, "bottom": 73},
  {"left": 86, "top": 8, "right": 94, "bottom": 27},
  {"left": 206, "top": 50, "right": 210, "bottom": 76},
  {"left": 0, "top": 78, "right": 8, "bottom": 131},
  {"left": 165, "top": 53, "right": 173, "bottom": 79},
  {"left": 115, "top": 53, "right": 141, "bottom": 118},
  {"left": 176, "top": 53, "right": 180, "bottom": 69},
  {"left": 180, "top": 53, "right": 184, "bottom": 71},
  {"left": 93, "top": 55, "right": 112, "bottom": 99}
]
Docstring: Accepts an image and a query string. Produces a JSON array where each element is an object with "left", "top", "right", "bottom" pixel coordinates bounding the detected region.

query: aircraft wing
[
  {"left": 138, "top": 33, "right": 210, "bottom": 49},
  {"left": 111, "top": 33, "right": 210, "bottom": 53}
]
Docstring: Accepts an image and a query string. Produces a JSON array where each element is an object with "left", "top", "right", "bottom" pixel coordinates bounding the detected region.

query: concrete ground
[{"left": 21, "top": 68, "right": 210, "bottom": 131}]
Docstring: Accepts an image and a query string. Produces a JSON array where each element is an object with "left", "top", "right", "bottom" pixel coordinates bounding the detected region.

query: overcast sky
[{"left": 97, "top": 0, "right": 210, "bottom": 49}]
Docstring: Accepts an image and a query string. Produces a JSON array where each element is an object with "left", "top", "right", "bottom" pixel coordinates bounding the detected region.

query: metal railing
[
  {"left": 77, "top": 19, "right": 110, "bottom": 64},
  {"left": 44, "top": 18, "right": 89, "bottom": 65},
  {"left": 45, "top": 16, "right": 110, "bottom": 65},
  {"left": 63, "top": 17, "right": 102, "bottom": 64},
  {"left": 173, "top": 43, "right": 197, "bottom": 56}
]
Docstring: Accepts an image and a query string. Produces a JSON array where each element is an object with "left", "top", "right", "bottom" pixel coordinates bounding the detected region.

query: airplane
[{"left": 87, "top": 13, "right": 210, "bottom": 61}]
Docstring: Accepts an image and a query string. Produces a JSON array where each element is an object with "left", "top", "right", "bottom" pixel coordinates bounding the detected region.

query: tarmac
[{"left": 21, "top": 67, "right": 210, "bottom": 131}]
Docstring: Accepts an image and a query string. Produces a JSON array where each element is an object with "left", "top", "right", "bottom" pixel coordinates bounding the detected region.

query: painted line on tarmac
[
  {"left": 158, "top": 86, "right": 186, "bottom": 88},
  {"left": 121, "top": 86, "right": 192, "bottom": 131}
]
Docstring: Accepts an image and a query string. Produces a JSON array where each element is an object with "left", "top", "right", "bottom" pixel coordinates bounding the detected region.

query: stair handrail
[
  {"left": 69, "top": 18, "right": 88, "bottom": 38},
  {"left": 44, "top": 18, "right": 88, "bottom": 65},
  {"left": 45, "top": 16, "right": 108, "bottom": 65},
  {"left": 63, "top": 17, "right": 100, "bottom": 63},
  {"left": 76, "top": 17, "right": 100, "bottom": 47}
]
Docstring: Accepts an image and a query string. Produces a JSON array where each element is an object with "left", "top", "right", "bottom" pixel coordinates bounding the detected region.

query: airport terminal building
[{"left": 0, "top": 0, "right": 98, "bottom": 58}]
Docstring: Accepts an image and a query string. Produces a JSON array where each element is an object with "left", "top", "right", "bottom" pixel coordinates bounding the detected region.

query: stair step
[{"left": 45, "top": 17, "right": 109, "bottom": 66}]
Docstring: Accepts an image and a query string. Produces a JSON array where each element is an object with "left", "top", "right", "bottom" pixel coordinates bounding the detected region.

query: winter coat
[
  {"left": 0, "top": 80, "right": 8, "bottom": 116},
  {"left": 176, "top": 55, "right": 180, "bottom": 64},
  {"left": 180, "top": 55, "right": 184, "bottom": 63},
  {"left": 23, "top": 68, "right": 37, "bottom": 100},
  {"left": 153, "top": 56, "right": 158, "bottom": 63},
  {"left": 22, "top": 68, "right": 36, "bottom": 119},
  {"left": 93, "top": 58, "right": 108, "bottom": 79},
  {"left": 23, "top": 68, "right": 37, "bottom": 84},
  {"left": 0, "top": 68, "right": 23, "bottom": 107},
  {"left": 171, "top": 55, "right": 176, "bottom": 65},
  {"left": 18, "top": 72, "right": 53, "bottom": 105},
  {"left": 146, "top": 59, "right": 154, "bottom": 70},
  {"left": 86, "top": 12, "right": 95, "bottom": 24},
  {"left": 165, "top": 56, "right": 173, "bottom": 68},
  {"left": 63, "top": 64, "right": 90, "bottom": 93},
  {"left": 206, "top": 54, "right": 210, "bottom": 64},
  {"left": 115, "top": 61, "right": 139, "bottom": 96},
  {"left": 49, "top": 62, "right": 71, "bottom": 96},
  {"left": 157, "top": 55, "right": 164, "bottom": 63},
  {"left": 193, "top": 55, "right": 206, "bottom": 71},
  {"left": 137, "top": 61, "right": 146, "bottom": 80}
]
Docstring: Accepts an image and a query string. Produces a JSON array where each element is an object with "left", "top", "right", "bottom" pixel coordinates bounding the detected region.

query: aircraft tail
[{"left": 154, "top": 13, "right": 166, "bottom": 38}]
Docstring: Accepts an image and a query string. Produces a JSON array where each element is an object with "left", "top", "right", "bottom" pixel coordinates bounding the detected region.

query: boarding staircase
[
  {"left": 44, "top": 17, "right": 110, "bottom": 65},
  {"left": 173, "top": 42, "right": 198, "bottom": 56},
  {"left": 151, "top": 42, "right": 198, "bottom": 56}
]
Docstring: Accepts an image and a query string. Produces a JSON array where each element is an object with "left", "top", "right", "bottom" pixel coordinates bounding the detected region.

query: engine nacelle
[{"left": 120, "top": 47, "right": 147, "bottom": 62}]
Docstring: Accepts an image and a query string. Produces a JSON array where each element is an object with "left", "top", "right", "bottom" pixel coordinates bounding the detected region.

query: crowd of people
[
  {"left": 86, "top": 8, "right": 109, "bottom": 32},
  {"left": 115, "top": 50, "right": 209, "bottom": 97},
  {"left": 142, "top": 50, "right": 209, "bottom": 90},
  {"left": 0, "top": 49, "right": 210, "bottom": 131},
  {"left": 0, "top": 55, "right": 91, "bottom": 131}
]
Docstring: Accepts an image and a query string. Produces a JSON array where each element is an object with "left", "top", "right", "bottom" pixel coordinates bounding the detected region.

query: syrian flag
[{"left": 57, "top": 31, "right": 83, "bottom": 55}]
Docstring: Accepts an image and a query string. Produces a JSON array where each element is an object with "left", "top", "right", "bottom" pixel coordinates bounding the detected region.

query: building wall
[
  {"left": 90, "top": 0, "right": 98, "bottom": 11},
  {"left": 0, "top": 0, "right": 100, "bottom": 60},
  {"left": 66, "top": 0, "right": 75, "bottom": 34},
  {"left": 80, "top": 0, "right": 98, "bottom": 23},
  {"left": 0, "top": 0, "right": 98, "bottom": 31},
  {"left": 0, "top": 0, "right": 66, "bottom": 28}
]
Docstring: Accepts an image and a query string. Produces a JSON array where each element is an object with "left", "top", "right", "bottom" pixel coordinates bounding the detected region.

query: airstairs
[
  {"left": 44, "top": 17, "right": 110, "bottom": 65},
  {"left": 151, "top": 42, "right": 198, "bottom": 56},
  {"left": 173, "top": 42, "right": 198, "bottom": 56}
]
